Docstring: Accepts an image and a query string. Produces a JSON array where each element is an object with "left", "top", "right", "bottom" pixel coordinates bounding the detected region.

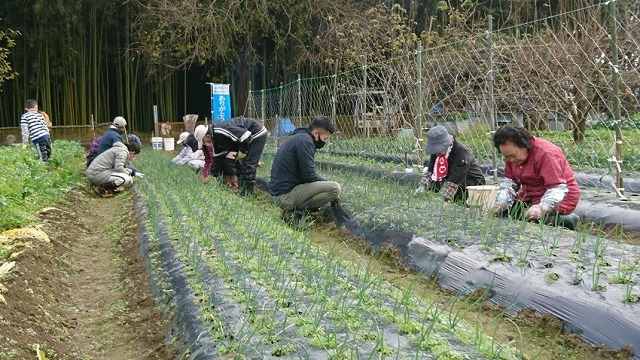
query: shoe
[
  {"left": 281, "top": 209, "right": 314, "bottom": 231},
  {"left": 238, "top": 180, "right": 255, "bottom": 196},
  {"left": 559, "top": 213, "right": 579, "bottom": 231},
  {"left": 543, "top": 212, "right": 579, "bottom": 231},
  {"left": 93, "top": 185, "right": 114, "bottom": 198}
]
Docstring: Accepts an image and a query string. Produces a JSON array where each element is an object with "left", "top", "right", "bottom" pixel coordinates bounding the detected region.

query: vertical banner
[{"left": 210, "top": 83, "right": 232, "bottom": 122}]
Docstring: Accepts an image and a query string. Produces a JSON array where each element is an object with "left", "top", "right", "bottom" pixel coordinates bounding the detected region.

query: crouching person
[
  {"left": 269, "top": 117, "right": 344, "bottom": 227},
  {"left": 172, "top": 131, "right": 205, "bottom": 172},
  {"left": 418, "top": 125, "right": 485, "bottom": 202},
  {"left": 492, "top": 125, "right": 580, "bottom": 230},
  {"left": 86, "top": 141, "right": 143, "bottom": 197}
]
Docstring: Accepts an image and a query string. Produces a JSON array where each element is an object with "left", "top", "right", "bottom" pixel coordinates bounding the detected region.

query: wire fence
[{"left": 247, "top": 2, "right": 640, "bottom": 195}]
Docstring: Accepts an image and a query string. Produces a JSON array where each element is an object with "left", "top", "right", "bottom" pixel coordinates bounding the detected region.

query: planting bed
[
  {"left": 135, "top": 150, "right": 521, "bottom": 359},
  {"left": 293, "top": 157, "right": 640, "bottom": 358}
]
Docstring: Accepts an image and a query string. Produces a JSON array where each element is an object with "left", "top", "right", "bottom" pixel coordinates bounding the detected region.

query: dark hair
[
  {"left": 25, "top": 99, "right": 38, "bottom": 109},
  {"left": 126, "top": 141, "right": 141, "bottom": 154},
  {"left": 309, "top": 116, "right": 335, "bottom": 134},
  {"left": 493, "top": 125, "right": 532, "bottom": 150}
]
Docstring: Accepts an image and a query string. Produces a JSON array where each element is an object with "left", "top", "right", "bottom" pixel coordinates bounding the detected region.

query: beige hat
[
  {"left": 194, "top": 125, "right": 209, "bottom": 149},
  {"left": 113, "top": 116, "right": 127, "bottom": 128},
  {"left": 176, "top": 132, "right": 189, "bottom": 145}
]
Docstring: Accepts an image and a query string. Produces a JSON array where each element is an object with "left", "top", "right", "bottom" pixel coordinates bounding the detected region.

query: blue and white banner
[{"left": 210, "top": 83, "right": 232, "bottom": 122}]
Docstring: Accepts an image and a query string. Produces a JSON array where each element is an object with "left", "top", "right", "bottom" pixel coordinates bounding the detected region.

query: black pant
[
  {"left": 238, "top": 134, "right": 267, "bottom": 181},
  {"left": 35, "top": 139, "right": 52, "bottom": 162}
]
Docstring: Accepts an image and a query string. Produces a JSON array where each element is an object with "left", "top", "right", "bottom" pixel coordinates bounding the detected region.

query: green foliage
[
  {"left": 588, "top": 113, "right": 640, "bottom": 131},
  {"left": 0, "top": 17, "right": 20, "bottom": 87},
  {"left": 0, "top": 141, "right": 85, "bottom": 231}
]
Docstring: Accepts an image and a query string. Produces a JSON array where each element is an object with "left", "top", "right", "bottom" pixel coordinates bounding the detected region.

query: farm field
[
  {"left": 131, "top": 148, "right": 638, "bottom": 359},
  {"left": 0, "top": 143, "right": 638, "bottom": 359}
]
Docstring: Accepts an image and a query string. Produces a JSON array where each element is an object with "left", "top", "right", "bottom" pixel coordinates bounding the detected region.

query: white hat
[
  {"left": 194, "top": 125, "right": 209, "bottom": 149},
  {"left": 176, "top": 132, "right": 189, "bottom": 145},
  {"left": 113, "top": 116, "right": 127, "bottom": 128}
]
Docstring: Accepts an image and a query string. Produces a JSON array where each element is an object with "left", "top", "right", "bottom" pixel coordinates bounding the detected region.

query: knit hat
[
  {"left": 425, "top": 125, "right": 453, "bottom": 154},
  {"left": 113, "top": 116, "right": 127, "bottom": 128},
  {"left": 176, "top": 132, "right": 189, "bottom": 145}
]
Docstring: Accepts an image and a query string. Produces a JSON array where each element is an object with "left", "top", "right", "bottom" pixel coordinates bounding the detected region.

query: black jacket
[
  {"left": 426, "top": 140, "right": 484, "bottom": 187},
  {"left": 269, "top": 127, "right": 324, "bottom": 196},
  {"left": 208, "top": 116, "right": 267, "bottom": 155}
]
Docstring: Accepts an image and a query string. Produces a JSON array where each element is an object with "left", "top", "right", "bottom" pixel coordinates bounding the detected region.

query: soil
[{"left": 0, "top": 186, "right": 178, "bottom": 359}]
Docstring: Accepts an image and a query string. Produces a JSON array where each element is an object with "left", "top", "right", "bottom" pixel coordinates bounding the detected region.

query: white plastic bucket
[
  {"left": 151, "top": 137, "right": 163, "bottom": 150},
  {"left": 163, "top": 137, "right": 175, "bottom": 151},
  {"left": 466, "top": 185, "right": 499, "bottom": 211}
]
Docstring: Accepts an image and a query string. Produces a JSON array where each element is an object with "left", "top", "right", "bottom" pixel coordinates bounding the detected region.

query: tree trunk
[{"left": 234, "top": 55, "right": 250, "bottom": 117}]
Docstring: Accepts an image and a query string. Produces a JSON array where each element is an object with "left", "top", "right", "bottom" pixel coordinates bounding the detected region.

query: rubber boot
[
  {"left": 294, "top": 198, "right": 318, "bottom": 216},
  {"left": 238, "top": 179, "right": 255, "bottom": 196},
  {"left": 224, "top": 175, "right": 239, "bottom": 193},
  {"left": 544, "top": 212, "right": 579, "bottom": 231}
]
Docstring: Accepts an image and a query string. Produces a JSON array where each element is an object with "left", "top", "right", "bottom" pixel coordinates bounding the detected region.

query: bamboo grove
[{"left": 1, "top": 0, "right": 638, "bottom": 132}]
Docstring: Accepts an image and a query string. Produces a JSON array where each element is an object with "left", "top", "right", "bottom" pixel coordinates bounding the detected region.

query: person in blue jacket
[
  {"left": 269, "top": 116, "right": 342, "bottom": 225},
  {"left": 87, "top": 116, "right": 127, "bottom": 167}
]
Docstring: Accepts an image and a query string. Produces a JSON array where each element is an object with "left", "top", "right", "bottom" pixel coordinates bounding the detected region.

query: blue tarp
[{"left": 272, "top": 118, "right": 296, "bottom": 137}]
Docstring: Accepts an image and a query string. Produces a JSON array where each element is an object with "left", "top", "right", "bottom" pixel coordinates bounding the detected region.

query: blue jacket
[
  {"left": 97, "top": 126, "right": 125, "bottom": 156},
  {"left": 269, "top": 127, "right": 324, "bottom": 196}
]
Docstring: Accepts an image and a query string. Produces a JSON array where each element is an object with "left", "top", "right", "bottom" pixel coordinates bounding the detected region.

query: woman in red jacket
[{"left": 492, "top": 125, "right": 580, "bottom": 230}]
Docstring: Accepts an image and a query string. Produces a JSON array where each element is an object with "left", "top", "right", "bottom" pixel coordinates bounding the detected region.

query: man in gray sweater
[{"left": 86, "top": 141, "right": 142, "bottom": 197}]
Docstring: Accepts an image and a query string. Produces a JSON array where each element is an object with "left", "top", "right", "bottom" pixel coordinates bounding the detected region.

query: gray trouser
[{"left": 271, "top": 181, "right": 341, "bottom": 211}]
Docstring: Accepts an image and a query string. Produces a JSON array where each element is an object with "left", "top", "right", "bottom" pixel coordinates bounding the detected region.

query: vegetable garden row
[
  {"left": 135, "top": 148, "right": 640, "bottom": 359},
  {"left": 135, "top": 150, "right": 521, "bottom": 359}
]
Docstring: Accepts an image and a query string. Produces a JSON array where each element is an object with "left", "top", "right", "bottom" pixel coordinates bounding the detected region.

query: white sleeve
[
  {"left": 539, "top": 184, "right": 569, "bottom": 213},
  {"left": 172, "top": 147, "right": 189, "bottom": 164},
  {"left": 494, "top": 178, "right": 517, "bottom": 208},
  {"left": 21, "top": 124, "right": 29, "bottom": 144}
]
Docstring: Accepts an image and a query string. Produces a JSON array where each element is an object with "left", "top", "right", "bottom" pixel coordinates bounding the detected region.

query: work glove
[
  {"left": 135, "top": 172, "right": 145, "bottom": 178},
  {"left": 526, "top": 204, "right": 543, "bottom": 220},
  {"left": 236, "top": 151, "right": 247, "bottom": 161}
]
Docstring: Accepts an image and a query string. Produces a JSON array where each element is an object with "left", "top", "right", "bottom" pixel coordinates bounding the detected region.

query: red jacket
[{"left": 504, "top": 137, "right": 580, "bottom": 214}]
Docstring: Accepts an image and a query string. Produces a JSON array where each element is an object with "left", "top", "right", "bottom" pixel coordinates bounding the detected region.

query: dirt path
[{"left": 0, "top": 187, "right": 177, "bottom": 359}]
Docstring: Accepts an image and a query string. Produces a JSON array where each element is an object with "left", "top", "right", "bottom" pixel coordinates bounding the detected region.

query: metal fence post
[
  {"left": 247, "top": 81, "right": 253, "bottom": 118},
  {"left": 487, "top": 15, "right": 498, "bottom": 182},
  {"left": 609, "top": 0, "right": 624, "bottom": 198},
  {"left": 261, "top": 89, "right": 266, "bottom": 123},
  {"left": 332, "top": 74, "right": 337, "bottom": 124},
  {"left": 297, "top": 74, "right": 302, "bottom": 122},
  {"left": 416, "top": 40, "right": 424, "bottom": 166}
]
